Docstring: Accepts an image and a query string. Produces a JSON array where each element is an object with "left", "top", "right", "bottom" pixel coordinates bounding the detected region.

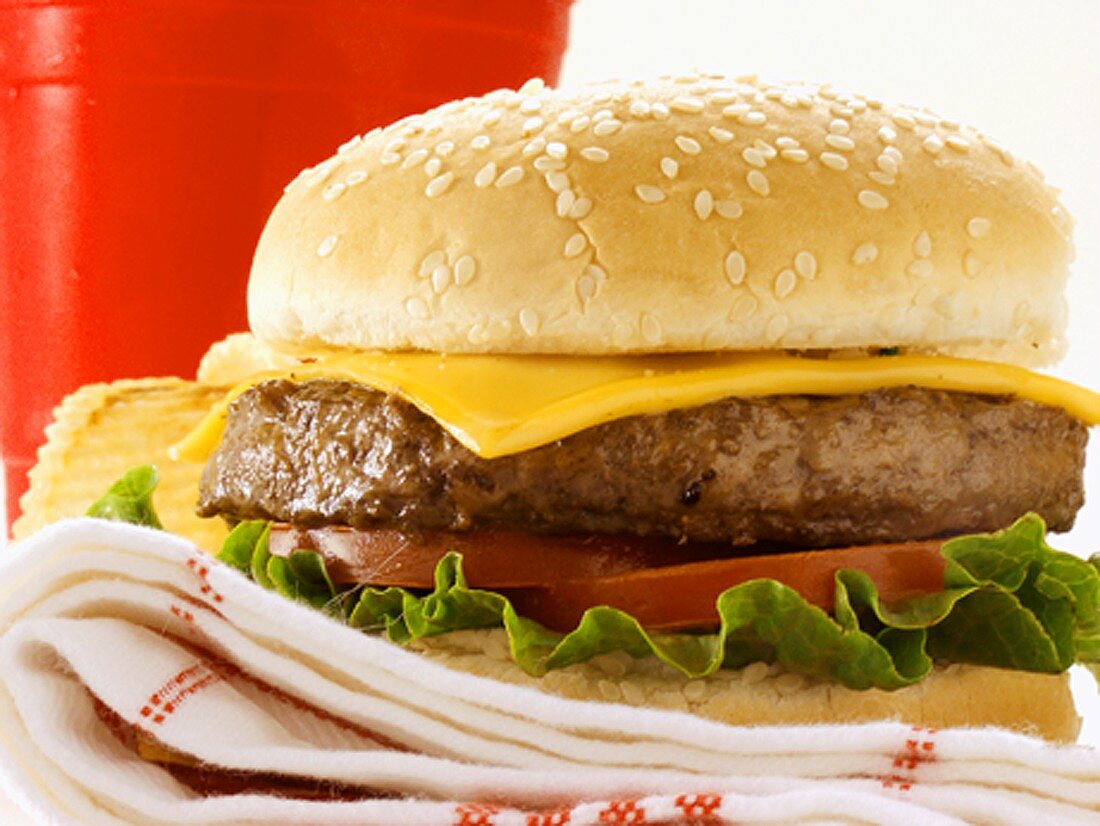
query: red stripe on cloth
[
  {"left": 880, "top": 725, "right": 938, "bottom": 791},
  {"left": 139, "top": 663, "right": 222, "bottom": 726},
  {"left": 186, "top": 555, "right": 225, "bottom": 603}
]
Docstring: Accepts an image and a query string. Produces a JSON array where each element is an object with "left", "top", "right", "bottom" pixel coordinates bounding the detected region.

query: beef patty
[{"left": 198, "top": 379, "right": 1087, "bottom": 548}]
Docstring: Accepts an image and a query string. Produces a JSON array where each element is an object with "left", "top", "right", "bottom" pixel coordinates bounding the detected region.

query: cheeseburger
[{"left": 150, "top": 73, "right": 1099, "bottom": 741}]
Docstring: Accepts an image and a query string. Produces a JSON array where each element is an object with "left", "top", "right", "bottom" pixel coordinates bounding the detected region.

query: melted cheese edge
[{"left": 172, "top": 352, "right": 1100, "bottom": 462}]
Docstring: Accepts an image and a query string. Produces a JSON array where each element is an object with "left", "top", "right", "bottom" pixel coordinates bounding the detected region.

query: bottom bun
[{"left": 410, "top": 629, "right": 1081, "bottom": 743}]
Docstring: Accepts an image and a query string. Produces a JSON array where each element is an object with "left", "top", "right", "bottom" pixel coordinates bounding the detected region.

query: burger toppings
[
  {"left": 172, "top": 350, "right": 1100, "bottom": 464},
  {"left": 197, "top": 379, "right": 1086, "bottom": 547},
  {"left": 90, "top": 467, "right": 1100, "bottom": 691}
]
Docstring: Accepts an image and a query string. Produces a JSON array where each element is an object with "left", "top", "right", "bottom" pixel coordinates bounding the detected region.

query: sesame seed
[
  {"left": 379, "top": 151, "right": 401, "bottom": 166},
  {"left": 985, "top": 140, "right": 1014, "bottom": 166},
  {"left": 722, "top": 103, "right": 750, "bottom": 119},
  {"left": 454, "top": 255, "right": 477, "bottom": 285},
  {"left": 564, "top": 233, "right": 587, "bottom": 258},
  {"left": 766, "top": 314, "right": 789, "bottom": 342},
  {"left": 858, "top": 189, "right": 889, "bottom": 209},
  {"left": 746, "top": 170, "right": 769, "bottom": 196},
  {"left": 345, "top": 170, "right": 368, "bottom": 186},
  {"left": 518, "top": 77, "right": 545, "bottom": 95},
  {"left": 967, "top": 217, "right": 992, "bottom": 238},
  {"left": 635, "top": 184, "right": 666, "bottom": 204},
  {"left": 868, "top": 171, "right": 895, "bottom": 186},
  {"left": 779, "top": 93, "right": 799, "bottom": 108},
  {"left": 545, "top": 171, "right": 569, "bottom": 192},
  {"left": 495, "top": 166, "right": 524, "bottom": 188},
  {"left": 828, "top": 118, "right": 851, "bottom": 135},
  {"left": 884, "top": 146, "right": 903, "bottom": 163},
  {"left": 914, "top": 111, "right": 938, "bottom": 127},
  {"left": 775, "top": 136, "right": 799, "bottom": 150},
  {"left": 384, "top": 137, "right": 407, "bottom": 155},
  {"left": 754, "top": 139, "right": 777, "bottom": 159},
  {"left": 425, "top": 171, "right": 455, "bottom": 198},
  {"left": 519, "top": 307, "right": 540, "bottom": 336},
  {"left": 570, "top": 115, "right": 591, "bottom": 133},
  {"left": 922, "top": 134, "right": 945, "bottom": 155},
  {"left": 430, "top": 264, "right": 451, "bottom": 294},
  {"left": 316, "top": 234, "right": 338, "bottom": 257},
  {"left": 338, "top": 135, "right": 362, "bottom": 155},
  {"left": 694, "top": 189, "right": 714, "bottom": 220},
  {"left": 522, "top": 116, "right": 544, "bottom": 136},
  {"left": 576, "top": 272, "right": 597, "bottom": 303},
  {"left": 474, "top": 162, "right": 497, "bottom": 188},
  {"left": 774, "top": 268, "right": 797, "bottom": 299},
  {"left": 964, "top": 250, "right": 982, "bottom": 277},
  {"left": 470, "top": 134, "right": 491, "bottom": 151},
  {"left": 708, "top": 89, "right": 739, "bottom": 104},
  {"left": 592, "top": 108, "right": 614, "bottom": 122},
  {"left": 876, "top": 154, "right": 898, "bottom": 175},
  {"left": 877, "top": 126, "right": 897, "bottom": 144},
  {"left": 907, "top": 259, "right": 934, "bottom": 278},
  {"left": 708, "top": 126, "right": 734, "bottom": 143},
  {"left": 424, "top": 157, "right": 442, "bottom": 177},
  {"left": 593, "top": 119, "right": 622, "bottom": 136},
  {"left": 914, "top": 231, "right": 932, "bottom": 258},
  {"left": 434, "top": 141, "right": 455, "bottom": 157},
  {"left": 825, "top": 134, "right": 855, "bottom": 152},
  {"left": 519, "top": 97, "right": 542, "bottom": 114},
  {"left": 580, "top": 146, "right": 610, "bottom": 162},
  {"left": 402, "top": 149, "right": 429, "bottom": 169},
  {"left": 629, "top": 99, "right": 650, "bottom": 119},
  {"left": 724, "top": 251, "right": 746, "bottom": 285},
  {"left": 740, "top": 110, "right": 767, "bottom": 126},
  {"left": 640, "top": 313, "right": 663, "bottom": 344},
  {"left": 322, "top": 182, "right": 346, "bottom": 201},
  {"left": 519, "top": 137, "right": 545, "bottom": 156},
  {"left": 405, "top": 297, "right": 430, "bottom": 319},
  {"left": 671, "top": 95, "right": 705, "bottom": 113},
  {"left": 557, "top": 109, "right": 582, "bottom": 126},
  {"left": 946, "top": 135, "right": 970, "bottom": 153},
  {"left": 652, "top": 102, "right": 671, "bottom": 121},
  {"left": 794, "top": 251, "right": 817, "bottom": 280},
  {"left": 820, "top": 152, "right": 849, "bottom": 171},
  {"left": 852, "top": 242, "right": 878, "bottom": 265},
  {"left": 729, "top": 292, "right": 758, "bottom": 320},
  {"left": 481, "top": 110, "right": 502, "bottom": 127},
  {"left": 892, "top": 112, "right": 916, "bottom": 130},
  {"left": 742, "top": 147, "right": 767, "bottom": 168},
  {"left": 419, "top": 251, "right": 445, "bottom": 276},
  {"left": 675, "top": 135, "right": 702, "bottom": 155},
  {"left": 555, "top": 189, "right": 576, "bottom": 218},
  {"left": 533, "top": 155, "right": 565, "bottom": 172},
  {"left": 546, "top": 141, "right": 568, "bottom": 159},
  {"left": 715, "top": 200, "right": 743, "bottom": 219},
  {"left": 781, "top": 148, "right": 809, "bottom": 163}
]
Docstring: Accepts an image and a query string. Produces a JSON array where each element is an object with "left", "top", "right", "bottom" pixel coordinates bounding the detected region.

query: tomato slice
[
  {"left": 269, "top": 526, "right": 948, "bottom": 632},
  {"left": 268, "top": 526, "right": 746, "bottom": 588},
  {"left": 501, "top": 543, "right": 946, "bottom": 631}
]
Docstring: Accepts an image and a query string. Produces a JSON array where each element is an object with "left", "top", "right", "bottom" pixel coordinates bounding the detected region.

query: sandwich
[{"left": 78, "top": 73, "right": 1100, "bottom": 742}]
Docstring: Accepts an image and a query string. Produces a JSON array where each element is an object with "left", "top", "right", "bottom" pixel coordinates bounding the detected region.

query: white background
[
  {"left": 0, "top": 1, "right": 1097, "bottom": 819},
  {"left": 560, "top": 0, "right": 1100, "bottom": 743}
]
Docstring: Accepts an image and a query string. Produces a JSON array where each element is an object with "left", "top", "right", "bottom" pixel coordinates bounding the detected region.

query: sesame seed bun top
[{"left": 248, "top": 73, "right": 1073, "bottom": 366}]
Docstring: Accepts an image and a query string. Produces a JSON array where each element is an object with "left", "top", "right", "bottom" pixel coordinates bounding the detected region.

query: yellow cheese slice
[{"left": 172, "top": 351, "right": 1100, "bottom": 462}]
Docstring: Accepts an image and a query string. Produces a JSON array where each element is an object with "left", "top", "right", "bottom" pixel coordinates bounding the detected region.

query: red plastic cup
[{"left": 0, "top": 0, "right": 574, "bottom": 532}]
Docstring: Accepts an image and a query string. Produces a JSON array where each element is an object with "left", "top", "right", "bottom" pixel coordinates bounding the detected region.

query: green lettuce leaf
[
  {"left": 234, "top": 513, "right": 1100, "bottom": 691},
  {"left": 86, "top": 468, "right": 1099, "bottom": 690},
  {"left": 85, "top": 465, "right": 163, "bottom": 529}
]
